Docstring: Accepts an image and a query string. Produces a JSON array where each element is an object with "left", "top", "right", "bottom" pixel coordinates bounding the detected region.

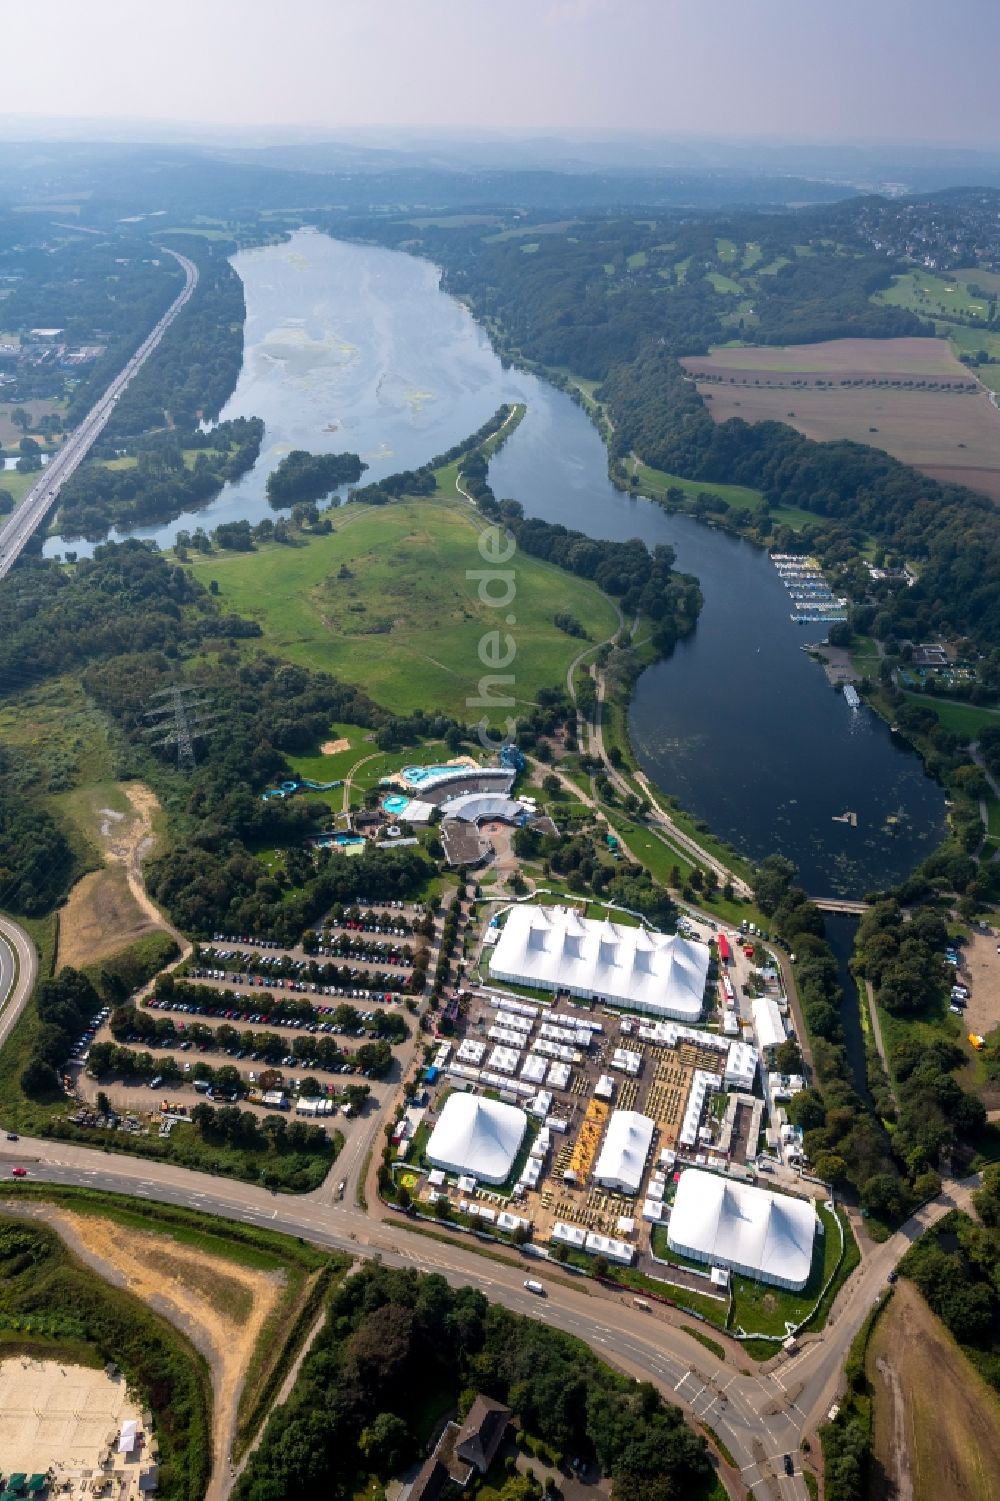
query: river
[{"left": 46, "top": 228, "right": 947, "bottom": 897}]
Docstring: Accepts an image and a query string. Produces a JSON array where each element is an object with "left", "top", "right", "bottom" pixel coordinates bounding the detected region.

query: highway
[
  {"left": 0, "top": 915, "right": 978, "bottom": 1500},
  {"left": 0, "top": 913, "right": 36, "bottom": 1053},
  {"left": 0, "top": 248, "right": 199, "bottom": 579}
]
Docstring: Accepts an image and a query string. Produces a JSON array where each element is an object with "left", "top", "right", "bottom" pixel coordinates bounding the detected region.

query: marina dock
[{"left": 771, "top": 553, "right": 848, "bottom": 623}]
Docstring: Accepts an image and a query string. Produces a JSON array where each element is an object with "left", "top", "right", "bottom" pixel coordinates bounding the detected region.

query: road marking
[{"left": 673, "top": 1371, "right": 693, "bottom": 1392}]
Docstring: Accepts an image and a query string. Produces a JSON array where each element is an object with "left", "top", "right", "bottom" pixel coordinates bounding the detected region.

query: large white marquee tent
[
  {"left": 593, "top": 1110, "right": 655, "bottom": 1194},
  {"left": 667, "top": 1169, "right": 816, "bottom": 1290},
  {"left": 489, "top": 905, "right": 709, "bottom": 1021},
  {"left": 426, "top": 1092, "right": 527, "bottom": 1184}
]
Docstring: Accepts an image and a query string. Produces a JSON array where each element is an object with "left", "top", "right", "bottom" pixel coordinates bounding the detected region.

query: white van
[{"left": 523, "top": 1279, "right": 546, "bottom": 1296}]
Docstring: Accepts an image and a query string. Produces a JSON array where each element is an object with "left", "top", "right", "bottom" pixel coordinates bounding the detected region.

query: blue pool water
[
  {"left": 400, "top": 765, "right": 464, "bottom": 787},
  {"left": 382, "top": 794, "right": 412, "bottom": 816}
]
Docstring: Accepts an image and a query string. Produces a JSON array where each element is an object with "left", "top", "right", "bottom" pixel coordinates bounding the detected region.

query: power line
[{"left": 144, "top": 684, "right": 221, "bottom": 773}]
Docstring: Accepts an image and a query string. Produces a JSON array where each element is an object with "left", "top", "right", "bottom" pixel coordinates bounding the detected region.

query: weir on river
[{"left": 45, "top": 228, "right": 948, "bottom": 899}]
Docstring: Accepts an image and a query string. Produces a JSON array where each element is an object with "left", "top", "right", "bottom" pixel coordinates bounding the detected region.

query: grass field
[
  {"left": 633, "top": 460, "right": 763, "bottom": 512},
  {"left": 876, "top": 269, "right": 992, "bottom": 322},
  {"left": 901, "top": 693, "right": 1000, "bottom": 741},
  {"left": 705, "top": 271, "right": 743, "bottom": 296},
  {"left": 686, "top": 337, "right": 1000, "bottom": 504},
  {"left": 944, "top": 323, "right": 1000, "bottom": 390},
  {"left": 183, "top": 494, "right": 619, "bottom": 719},
  {"left": 868, "top": 1279, "right": 1000, "bottom": 1501}
]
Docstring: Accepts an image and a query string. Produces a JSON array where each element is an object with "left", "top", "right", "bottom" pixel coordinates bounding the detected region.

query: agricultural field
[
  {"left": 867, "top": 1280, "right": 1000, "bottom": 1501},
  {"left": 683, "top": 337, "right": 1000, "bottom": 503},
  {"left": 683, "top": 336, "right": 971, "bottom": 379},
  {"left": 182, "top": 493, "right": 620, "bottom": 719}
]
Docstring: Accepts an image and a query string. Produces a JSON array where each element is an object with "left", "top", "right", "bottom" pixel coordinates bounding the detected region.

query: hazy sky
[{"left": 2, "top": 0, "right": 997, "bottom": 145}]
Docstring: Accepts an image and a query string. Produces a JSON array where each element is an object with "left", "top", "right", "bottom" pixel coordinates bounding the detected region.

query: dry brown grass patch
[{"left": 868, "top": 1279, "right": 1000, "bottom": 1501}]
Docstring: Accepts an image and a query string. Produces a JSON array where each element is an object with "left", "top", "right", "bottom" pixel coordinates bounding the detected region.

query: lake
[{"left": 45, "top": 228, "right": 948, "bottom": 896}]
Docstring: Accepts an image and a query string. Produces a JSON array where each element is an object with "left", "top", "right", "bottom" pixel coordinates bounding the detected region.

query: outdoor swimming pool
[
  {"left": 382, "top": 794, "right": 412, "bottom": 816},
  {"left": 400, "top": 764, "right": 467, "bottom": 788}
]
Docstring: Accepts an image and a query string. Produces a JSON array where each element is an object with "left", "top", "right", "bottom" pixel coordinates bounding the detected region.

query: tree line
[{"left": 235, "top": 1262, "right": 714, "bottom": 1501}]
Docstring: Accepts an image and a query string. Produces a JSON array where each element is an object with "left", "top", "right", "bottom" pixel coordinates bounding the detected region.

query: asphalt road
[
  {"left": 0, "top": 914, "right": 979, "bottom": 1500},
  {"left": 0, "top": 912, "right": 37, "bottom": 1053},
  {"left": 0, "top": 247, "right": 198, "bottom": 578}
]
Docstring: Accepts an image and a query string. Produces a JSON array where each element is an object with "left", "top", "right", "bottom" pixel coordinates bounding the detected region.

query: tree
[
  {"left": 359, "top": 1412, "right": 410, "bottom": 1473},
  {"left": 10, "top": 406, "right": 30, "bottom": 434},
  {"left": 812, "top": 1152, "right": 849, "bottom": 1186},
  {"left": 20, "top": 1056, "right": 59, "bottom": 1097}
]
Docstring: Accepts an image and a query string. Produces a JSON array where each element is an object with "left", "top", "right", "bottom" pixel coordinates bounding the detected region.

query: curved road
[
  {"left": 0, "top": 913, "right": 37, "bottom": 1053},
  {"left": 0, "top": 913, "right": 980, "bottom": 1499},
  {"left": 0, "top": 247, "right": 199, "bottom": 578},
  {"left": 0, "top": 1137, "right": 976, "bottom": 1498}
]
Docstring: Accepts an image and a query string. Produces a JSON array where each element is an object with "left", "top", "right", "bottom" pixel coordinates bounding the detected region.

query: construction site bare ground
[
  {"left": 867, "top": 1279, "right": 1000, "bottom": 1501},
  {"left": 27, "top": 1205, "right": 286, "bottom": 1501},
  {"left": 683, "top": 337, "right": 1000, "bottom": 503},
  {"left": 57, "top": 781, "right": 177, "bottom": 970}
]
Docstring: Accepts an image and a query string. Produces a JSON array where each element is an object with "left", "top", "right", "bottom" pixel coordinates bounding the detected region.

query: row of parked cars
[
  {"left": 178, "top": 976, "right": 403, "bottom": 1007},
  {"left": 70, "top": 1007, "right": 111, "bottom": 1063},
  {"left": 945, "top": 945, "right": 971, "bottom": 1015}
]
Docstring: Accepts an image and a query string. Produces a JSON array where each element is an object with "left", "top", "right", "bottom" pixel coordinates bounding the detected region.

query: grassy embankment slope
[
  {"left": 867, "top": 1278, "right": 1000, "bottom": 1501},
  {"left": 183, "top": 491, "right": 619, "bottom": 721}
]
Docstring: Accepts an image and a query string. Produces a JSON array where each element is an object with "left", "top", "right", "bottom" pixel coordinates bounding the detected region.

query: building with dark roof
[
  {"left": 403, "top": 1395, "right": 512, "bottom": 1501},
  {"left": 454, "top": 1396, "right": 511, "bottom": 1474}
]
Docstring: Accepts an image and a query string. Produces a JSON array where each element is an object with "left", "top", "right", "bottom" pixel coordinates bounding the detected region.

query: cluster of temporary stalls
[
  {"left": 487, "top": 1045, "right": 521, "bottom": 1074},
  {"left": 547, "top": 1060, "right": 571, "bottom": 1090},
  {"left": 610, "top": 1046, "right": 642, "bottom": 1076},
  {"left": 489, "top": 1025, "right": 526, "bottom": 1047},
  {"left": 533, "top": 1038, "right": 581, "bottom": 1063},
  {"left": 752, "top": 995, "right": 787, "bottom": 1057},
  {"left": 457, "top": 1039, "right": 487, "bottom": 1065},
  {"left": 724, "top": 1041, "right": 759, "bottom": 1093},
  {"left": 486, "top": 993, "right": 538, "bottom": 1019},
  {"left": 679, "top": 1069, "right": 723, "bottom": 1150},
  {"left": 295, "top": 1095, "right": 336, "bottom": 1116},
  {"left": 769, "top": 1071, "right": 805, "bottom": 1101},
  {"left": 520, "top": 1053, "right": 548, "bottom": 1085},
  {"left": 550, "top": 1221, "right": 634, "bottom": 1265}
]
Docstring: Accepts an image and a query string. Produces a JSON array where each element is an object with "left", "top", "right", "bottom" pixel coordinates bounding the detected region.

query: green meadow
[{"left": 184, "top": 494, "right": 619, "bottom": 720}]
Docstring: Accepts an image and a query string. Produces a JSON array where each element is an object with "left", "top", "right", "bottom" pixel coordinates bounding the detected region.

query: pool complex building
[{"left": 391, "top": 763, "right": 516, "bottom": 795}]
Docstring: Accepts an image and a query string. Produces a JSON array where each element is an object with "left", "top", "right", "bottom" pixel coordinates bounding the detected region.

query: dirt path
[
  {"left": 58, "top": 780, "right": 190, "bottom": 972},
  {"left": 230, "top": 1302, "right": 328, "bottom": 1489},
  {"left": 10, "top": 1203, "right": 285, "bottom": 1501},
  {"left": 874, "top": 1351, "right": 914, "bottom": 1501}
]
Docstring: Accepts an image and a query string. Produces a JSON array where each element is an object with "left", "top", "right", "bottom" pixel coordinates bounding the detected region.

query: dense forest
[
  {"left": 101, "top": 236, "right": 247, "bottom": 439},
  {"left": 56, "top": 417, "right": 264, "bottom": 536},
  {"left": 266, "top": 448, "right": 367, "bottom": 506},
  {"left": 0, "top": 753, "right": 76, "bottom": 915},
  {"left": 754, "top": 856, "right": 985, "bottom": 1228},
  {"left": 235, "top": 1262, "right": 714, "bottom": 1501}
]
